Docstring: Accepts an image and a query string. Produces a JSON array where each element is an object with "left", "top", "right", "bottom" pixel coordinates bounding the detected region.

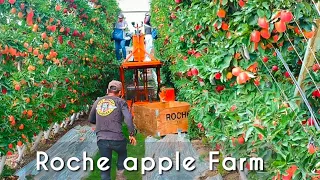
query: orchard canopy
[
  {"left": 150, "top": 0, "right": 320, "bottom": 179},
  {"left": 0, "top": 0, "right": 320, "bottom": 179},
  {"left": 0, "top": 0, "right": 119, "bottom": 156}
]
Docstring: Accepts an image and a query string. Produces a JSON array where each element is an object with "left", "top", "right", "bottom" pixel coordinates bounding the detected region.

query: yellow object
[{"left": 226, "top": 72, "right": 233, "bottom": 80}]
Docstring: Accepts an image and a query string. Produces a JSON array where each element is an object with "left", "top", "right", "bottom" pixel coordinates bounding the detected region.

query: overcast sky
[{"left": 117, "top": 0, "right": 151, "bottom": 27}]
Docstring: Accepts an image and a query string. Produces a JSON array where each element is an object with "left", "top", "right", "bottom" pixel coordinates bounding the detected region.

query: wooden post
[{"left": 294, "top": 5, "right": 320, "bottom": 104}]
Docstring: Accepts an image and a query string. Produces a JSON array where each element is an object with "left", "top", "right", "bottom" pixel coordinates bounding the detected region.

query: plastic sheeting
[
  {"left": 144, "top": 134, "right": 209, "bottom": 180},
  {"left": 15, "top": 125, "right": 98, "bottom": 180}
]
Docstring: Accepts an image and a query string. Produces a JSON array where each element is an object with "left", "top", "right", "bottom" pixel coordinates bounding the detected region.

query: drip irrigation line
[
  {"left": 275, "top": 48, "right": 320, "bottom": 130},
  {"left": 284, "top": 32, "right": 320, "bottom": 93}
]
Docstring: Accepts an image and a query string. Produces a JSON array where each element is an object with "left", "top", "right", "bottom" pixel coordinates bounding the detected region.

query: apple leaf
[
  {"left": 262, "top": 2, "right": 269, "bottom": 10},
  {"left": 222, "top": 0, "right": 228, "bottom": 6},
  {"left": 257, "top": 9, "right": 265, "bottom": 18}
]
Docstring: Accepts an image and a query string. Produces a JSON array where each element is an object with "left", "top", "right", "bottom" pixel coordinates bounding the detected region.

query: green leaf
[
  {"left": 222, "top": 0, "right": 228, "bottom": 6},
  {"left": 262, "top": 2, "right": 269, "bottom": 10},
  {"left": 272, "top": 160, "right": 286, "bottom": 168},
  {"left": 245, "top": 127, "right": 254, "bottom": 141},
  {"left": 254, "top": 126, "right": 266, "bottom": 137},
  {"left": 217, "top": 55, "right": 232, "bottom": 70},
  {"left": 257, "top": 10, "right": 265, "bottom": 18}
]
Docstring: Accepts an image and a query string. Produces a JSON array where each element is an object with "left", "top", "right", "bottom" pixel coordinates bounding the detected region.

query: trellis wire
[
  {"left": 275, "top": 48, "right": 320, "bottom": 130},
  {"left": 292, "top": 17, "right": 320, "bottom": 67},
  {"left": 311, "top": 0, "right": 320, "bottom": 16},
  {"left": 284, "top": 32, "right": 320, "bottom": 93},
  {"left": 258, "top": 57, "right": 302, "bottom": 122}
]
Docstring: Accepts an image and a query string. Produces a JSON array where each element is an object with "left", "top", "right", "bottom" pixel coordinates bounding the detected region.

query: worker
[
  {"left": 88, "top": 80, "right": 137, "bottom": 180},
  {"left": 114, "top": 13, "right": 128, "bottom": 61},
  {"left": 143, "top": 13, "right": 159, "bottom": 96},
  {"left": 143, "top": 12, "right": 153, "bottom": 62}
]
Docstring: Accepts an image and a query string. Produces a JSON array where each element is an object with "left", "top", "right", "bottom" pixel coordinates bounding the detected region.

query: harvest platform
[
  {"left": 119, "top": 26, "right": 162, "bottom": 102},
  {"left": 119, "top": 24, "right": 189, "bottom": 136}
]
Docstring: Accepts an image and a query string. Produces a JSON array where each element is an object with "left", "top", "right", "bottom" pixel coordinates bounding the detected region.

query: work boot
[{"left": 116, "top": 169, "right": 126, "bottom": 180}]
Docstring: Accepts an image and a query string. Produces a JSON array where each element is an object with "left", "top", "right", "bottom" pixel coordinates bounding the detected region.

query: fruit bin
[{"left": 132, "top": 101, "right": 190, "bottom": 136}]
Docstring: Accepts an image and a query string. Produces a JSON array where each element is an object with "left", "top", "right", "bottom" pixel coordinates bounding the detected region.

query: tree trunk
[
  {"left": 31, "top": 131, "right": 44, "bottom": 152},
  {"left": 0, "top": 156, "right": 6, "bottom": 177}
]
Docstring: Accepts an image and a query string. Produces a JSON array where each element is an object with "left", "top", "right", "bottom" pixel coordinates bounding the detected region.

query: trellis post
[{"left": 294, "top": 3, "right": 320, "bottom": 104}]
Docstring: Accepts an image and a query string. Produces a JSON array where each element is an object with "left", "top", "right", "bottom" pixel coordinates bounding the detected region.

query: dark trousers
[
  {"left": 115, "top": 40, "right": 126, "bottom": 61},
  {"left": 97, "top": 139, "right": 128, "bottom": 180}
]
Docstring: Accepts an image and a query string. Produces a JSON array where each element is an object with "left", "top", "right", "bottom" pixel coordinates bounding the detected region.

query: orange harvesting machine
[{"left": 119, "top": 24, "right": 190, "bottom": 137}]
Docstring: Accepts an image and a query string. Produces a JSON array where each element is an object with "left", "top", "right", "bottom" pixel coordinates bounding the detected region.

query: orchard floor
[{"left": 2, "top": 115, "right": 239, "bottom": 180}]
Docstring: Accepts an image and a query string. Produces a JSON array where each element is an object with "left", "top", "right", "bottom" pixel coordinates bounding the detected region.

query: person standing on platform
[
  {"left": 114, "top": 13, "right": 128, "bottom": 61},
  {"left": 143, "top": 13, "right": 158, "bottom": 97},
  {"left": 143, "top": 12, "right": 153, "bottom": 62}
]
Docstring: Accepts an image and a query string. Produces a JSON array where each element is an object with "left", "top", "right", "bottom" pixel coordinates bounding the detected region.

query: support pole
[
  {"left": 294, "top": 6, "right": 320, "bottom": 104},
  {"left": 119, "top": 66, "right": 125, "bottom": 98},
  {"left": 134, "top": 69, "right": 140, "bottom": 101},
  {"left": 156, "top": 67, "right": 161, "bottom": 99},
  {"left": 144, "top": 69, "right": 148, "bottom": 101}
]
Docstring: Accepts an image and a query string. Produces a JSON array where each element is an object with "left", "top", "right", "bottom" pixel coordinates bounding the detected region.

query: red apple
[
  {"left": 216, "top": 85, "right": 225, "bottom": 93},
  {"left": 273, "top": 35, "right": 279, "bottom": 42},
  {"left": 284, "top": 71, "right": 290, "bottom": 78},
  {"left": 20, "top": 3, "right": 25, "bottom": 9},
  {"left": 312, "top": 64, "right": 320, "bottom": 72},
  {"left": 232, "top": 67, "right": 242, "bottom": 76},
  {"left": 272, "top": 65, "right": 279, "bottom": 72},
  {"left": 260, "top": 29, "right": 271, "bottom": 39},
  {"left": 250, "top": 30, "right": 261, "bottom": 43},
  {"left": 275, "top": 20, "right": 286, "bottom": 33},
  {"left": 254, "top": 79, "right": 260, "bottom": 86},
  {"left": 308, "top": 144, "right": 317, "bottom": 154},
  {"left": 2, "top": 86, "right": 7, "bottom": 94},
  {"left": 258, "top": 17, "right": 269, "bottom": 29},
  {"left": 280, "top": 10, "right": 293, "bottom": 23},
  {"left": 180, "top": 35, "right": 185, "bottom": 41},
  {"left": 307, "top": 118, "right": 315, "bottom": 126},
  {"left": 41, "top": 32, "right": 47, "bottom": 39},
  {"left": 262, "top": 56, "right": 269, "bottom": 62},
  {"left": 238, "top": 0, "right": 245, "bottom": 7},
  {"left": 237, "top": 72, "right": 250, "bottom": 84},
  {"left": 191, "top": 68, "right": 199, "bottom": 76},
  {"left": 58, "top": 36, "right": 63, "bottom": 44},
  {"left": 215, "top": 72, "right": 221, "bottom": 80},
  {"left": 8, "top": 0, "right": 15, "bottom": 4},
  {"left": 238, "top": 136, "right": 245, "bottom": 144},
  {"left": 187, "top": 70, "right": 192, "bottom": 77},
  {"left": 312, "top": 90, "right": 320, "bottom": 98}
]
